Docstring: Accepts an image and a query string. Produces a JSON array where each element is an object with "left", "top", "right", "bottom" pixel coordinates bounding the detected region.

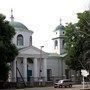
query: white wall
[
  {"left": 47, "top": 57, "right": 63, "bottom": 77},
  {"left": 16, "top": 57, "right": 23, "bottom": 78}
]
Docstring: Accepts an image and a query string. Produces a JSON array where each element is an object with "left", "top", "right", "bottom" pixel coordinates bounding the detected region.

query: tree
[
  {"left": 65, "top": 11, "right": 90, "bottom": 71},
  {"left": 0, "top": 14, "right": 18, "bottom": 81}
]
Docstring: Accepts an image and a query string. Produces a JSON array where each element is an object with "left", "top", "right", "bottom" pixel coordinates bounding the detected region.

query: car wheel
[
  {"left": 69, "top": 84, "right": 72, "bottom": 88},
  {"left": 59, "top": 85, "right": 62, "bottom": 88}
]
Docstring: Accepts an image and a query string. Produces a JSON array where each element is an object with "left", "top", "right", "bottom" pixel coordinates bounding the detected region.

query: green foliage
[
  {"left": 0, "top": 63, "right": 9, "bottom": 81},
  {"left": 0, "top": 14, "right": 18, "bottom": 81},
  {"left": 65, "top": 11, "right": 90, "bottom": 71}
]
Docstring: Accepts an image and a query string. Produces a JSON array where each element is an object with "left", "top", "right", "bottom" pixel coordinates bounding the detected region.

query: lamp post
[{"left": 39, "top": 46, "right": 44, "bottom": 79}]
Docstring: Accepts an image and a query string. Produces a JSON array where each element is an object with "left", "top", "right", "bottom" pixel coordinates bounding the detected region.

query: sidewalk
[
  {"left": 15, "top": 84, "right": 90, "bottom": 90},
  {"left": 72, "top": 84, "right": 90, "bottom": 90}
]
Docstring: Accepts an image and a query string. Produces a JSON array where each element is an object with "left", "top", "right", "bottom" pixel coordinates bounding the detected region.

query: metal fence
[
  {"left": 0, "top": 76, "right": 85, "bottom": 88},
  {"left": 9, "top": 76, "right": 67, "bottom": 82},
  {"left": 16, "top": 76, "right": 66, "bottom": 87}
]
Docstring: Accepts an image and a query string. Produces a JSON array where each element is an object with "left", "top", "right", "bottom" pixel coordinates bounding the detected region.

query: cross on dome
[{"left": 10, "top": 9, "right": 14, "bottom": 22}]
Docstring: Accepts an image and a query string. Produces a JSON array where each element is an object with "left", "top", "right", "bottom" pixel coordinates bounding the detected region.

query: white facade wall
[
  {"left": 47, "top": 57, "right": 63, "bottom": 77},
  {"left": 53, "top": 31, "right": 59, "bottom": 38},
  {"left": 16, "top": 57, "right": 23, "bottom": 78}
]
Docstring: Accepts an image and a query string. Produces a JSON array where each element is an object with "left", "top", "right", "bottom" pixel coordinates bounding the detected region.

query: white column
[
  {"left": 34, "top": 58, "right": 38, "bottom": 81},
  {"left": 43, "top": 58, "right": 47, "bottom": 81},
  {"left": 12, "top": 59, "right": 16, "bottom": 82},
  {"left": 23, "top": 57, "right": 27, "bottom": 82}
]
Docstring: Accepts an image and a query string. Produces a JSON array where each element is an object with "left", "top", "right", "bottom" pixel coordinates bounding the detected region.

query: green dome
[
  {"left": 55, "top": 24, "right": 65, "bottom": 31},
  {"left": 9, "top": 21, "right": 28, "bottom": 30}
]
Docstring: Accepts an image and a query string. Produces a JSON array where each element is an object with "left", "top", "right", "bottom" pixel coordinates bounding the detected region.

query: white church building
[{"left": 9, "top": 10, "right": 67, "bottom": 83}]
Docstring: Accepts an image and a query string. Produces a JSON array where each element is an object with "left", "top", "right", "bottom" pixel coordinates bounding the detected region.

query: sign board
[{"left": 81, "top": 70, "right": 89, "bottom": 77}]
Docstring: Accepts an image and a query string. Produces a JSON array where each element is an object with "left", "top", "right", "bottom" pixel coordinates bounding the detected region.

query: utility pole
[
  {"left": 39, "top": 46, "right": 44, "bottom": 86},
  {"left": 39, "top": 46, "right": 44, "bottom": 79}
]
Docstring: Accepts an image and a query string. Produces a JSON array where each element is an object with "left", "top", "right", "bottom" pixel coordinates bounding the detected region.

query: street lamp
[{"left": 39, "top": 46, "right": 44, "bottom": 79}]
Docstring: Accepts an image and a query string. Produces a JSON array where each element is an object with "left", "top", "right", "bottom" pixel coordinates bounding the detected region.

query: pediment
[{"left": 18, "top": 46, "right": 47, "bottom": 56}]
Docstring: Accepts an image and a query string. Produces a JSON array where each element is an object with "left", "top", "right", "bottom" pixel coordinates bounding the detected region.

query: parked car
[{"left": 54, "top": 79, "right": 73, "bottom": 88}]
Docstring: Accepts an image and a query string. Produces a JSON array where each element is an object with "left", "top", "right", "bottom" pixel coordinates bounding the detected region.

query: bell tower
[{"left": 52, "top": 19, "right": 65, "bottom": 54}]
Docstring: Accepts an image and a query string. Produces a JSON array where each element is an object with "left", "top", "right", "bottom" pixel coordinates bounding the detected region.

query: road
[{"left": 16, "top": 85, "right": 90, "bottom": 90}]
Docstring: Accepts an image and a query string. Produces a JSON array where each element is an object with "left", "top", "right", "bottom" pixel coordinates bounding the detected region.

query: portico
[{"left": 11, "top": 46, "right": 48, "bottom": 82}]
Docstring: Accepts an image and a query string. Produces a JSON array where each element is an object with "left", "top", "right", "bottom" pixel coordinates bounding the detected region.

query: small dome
[
  {"left": 9, "top": 21, "right": 28, "bottom": 30},
  {"left": 55, "top": 24, "right": 65, "bottom": 31}
]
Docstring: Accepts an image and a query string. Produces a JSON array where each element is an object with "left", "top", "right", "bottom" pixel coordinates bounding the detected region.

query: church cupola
[{"left": 52, "top": 19, "right": 65, "bottom": 54}]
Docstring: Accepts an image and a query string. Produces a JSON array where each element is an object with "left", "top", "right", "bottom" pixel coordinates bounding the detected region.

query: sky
[{"left": 0, "top": 0, "right": 90, "bottom": 52}]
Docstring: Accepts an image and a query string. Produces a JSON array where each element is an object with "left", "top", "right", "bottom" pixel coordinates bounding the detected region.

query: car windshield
[{"left": 58, "top": 80, "right": 63, "bottom": 83}]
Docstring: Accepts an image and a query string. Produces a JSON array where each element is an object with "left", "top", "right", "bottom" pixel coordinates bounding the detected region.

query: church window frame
[{"left": 17, "top": 34, "right": 24, "bottom": 46}]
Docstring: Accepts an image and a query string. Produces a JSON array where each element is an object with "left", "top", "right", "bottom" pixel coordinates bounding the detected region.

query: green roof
[
  {"left": 48, "top": 53, "right": 67, "bottom": 58},
  {"left": 9, "top": 21, "right": 28, "bottom": 30},
  {"left": 48, "top": 53, "right": 60, "bottom": 57},
  {"left": 54, "top": 24, "right": 65, "bottom": 31}
]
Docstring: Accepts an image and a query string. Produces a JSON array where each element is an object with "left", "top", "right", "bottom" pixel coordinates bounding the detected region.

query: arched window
[
  {"left": 17, "top": 34, "right": 23, "bottom": 46},
  {"left": 27, "top": 58, "right": 33, "bottom": 63},
  {"left": 29, "top": 36, "right": 32, "bottom": 46},
  {"left": 55, "top": 40, "right": 58, "bottom": 46},
  {"left": 54, "top": 40, "right": 58, "bottom": 49}
]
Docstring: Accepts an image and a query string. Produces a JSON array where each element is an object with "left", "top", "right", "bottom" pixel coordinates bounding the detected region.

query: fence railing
[
  {"left": 0, "top": 76, "right": 84, "bottom": 88},
  {"left": 8, "top": 76, "right": 67, "bottom": 83}
]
